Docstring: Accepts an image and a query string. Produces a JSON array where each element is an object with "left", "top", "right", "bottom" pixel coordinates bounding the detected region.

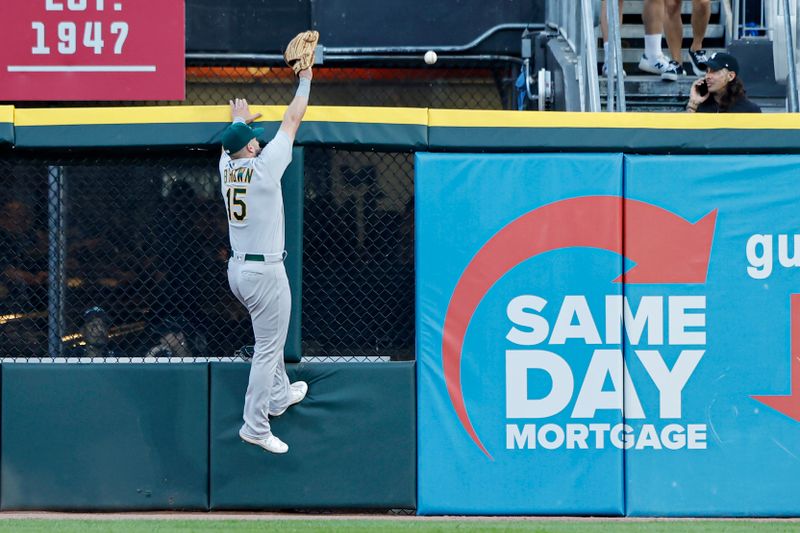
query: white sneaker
[
  {"left": 269, "top": 381, "right": 308, "bottom": 417},
  {"left": 601, "top": 63, "right": 627, "bottom": 77},
  {"left": 239, "top": 430, "right": 289, "bottom": 454},
  {"left": 639, "top": 54, "right": 669, "bottom": 74}
]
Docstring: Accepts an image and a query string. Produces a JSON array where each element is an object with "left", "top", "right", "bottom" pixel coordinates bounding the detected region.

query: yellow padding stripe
[
  {"left": 14, "top": 105, "right": 791, "bottom": 130},
  {"left": 429, "top": 109, "right": 800, "bottom": 130},
  {"left": 304, "top": 106, "right": 427, "bottom": 125},
  {"left": 0, "top": 106, "right": 13, "bottom": 124},
  {"left": 16, "top": 106, "right": 276, "bottom": 126},
  {"left": 15, "top": 106, "right": 428, "bottom": 127}
]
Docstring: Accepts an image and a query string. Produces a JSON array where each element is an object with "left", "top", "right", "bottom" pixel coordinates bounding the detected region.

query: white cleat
[
  {"left": 239, "top": 430, "right": 289, "bottom": 454},
  {"left": 269, "top": 381, "right": 308, "bottom": 417}
]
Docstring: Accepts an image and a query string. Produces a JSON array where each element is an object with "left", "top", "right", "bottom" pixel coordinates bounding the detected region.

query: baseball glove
[{"left": 284, "top": 30, "right": 319, "bottom": 75}]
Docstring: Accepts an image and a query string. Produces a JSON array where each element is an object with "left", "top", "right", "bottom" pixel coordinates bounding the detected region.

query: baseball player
[{"left": 219, "top": 67, "right": 312, "bottom": 454}]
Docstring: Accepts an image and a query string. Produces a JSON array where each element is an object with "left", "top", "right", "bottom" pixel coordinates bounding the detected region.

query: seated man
[
  {"left": 685, "top": 52, "right": 762, "bottom": 113},
  {"left": 70, "top": 306, "right": 117, "bottom": 358},
  {"left": 145, "top": 316, "right": 194, "bottom": 359}
]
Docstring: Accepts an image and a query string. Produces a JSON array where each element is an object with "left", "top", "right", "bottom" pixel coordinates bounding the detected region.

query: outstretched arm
[
  {"left": 230, "top": 98, "right": 262, "bottom": 124},
  {"left": 222, "top": 99, "right": 262, "bottom": 154},
  {"left": 279, "top": 68, "right": 312, "bottom": 143}
]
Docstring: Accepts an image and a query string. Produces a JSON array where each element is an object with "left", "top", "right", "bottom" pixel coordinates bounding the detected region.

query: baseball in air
[{"left": 424, "top": 51, "right": 438, "bottom": 65}]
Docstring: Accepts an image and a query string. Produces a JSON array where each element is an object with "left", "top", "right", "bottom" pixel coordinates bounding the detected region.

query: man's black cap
[{"left": 700, "top": 52, "right": 740, "bottom": 74}]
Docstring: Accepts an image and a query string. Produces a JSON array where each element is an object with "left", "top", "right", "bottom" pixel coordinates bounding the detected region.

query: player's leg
[
  {"left": 266, "top": 266, "right": 294, "bottom": 416},
  {"left": 238, "top": 264, "right": 286, "bottom": 439}
]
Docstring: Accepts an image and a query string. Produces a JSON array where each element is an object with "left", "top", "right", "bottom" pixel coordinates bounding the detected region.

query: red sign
[{"left": 0, "top": 0, "right": 184, "bottom": 101}]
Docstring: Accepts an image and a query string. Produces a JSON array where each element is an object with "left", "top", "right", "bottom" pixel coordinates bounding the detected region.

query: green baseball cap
[{"left": 222, "top": 122, "right": 264, "bottom": 155}]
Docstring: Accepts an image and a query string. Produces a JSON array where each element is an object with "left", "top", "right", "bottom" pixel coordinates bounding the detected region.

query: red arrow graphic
[
  {"left": 752, "top": 294, "right": 800, "bottom": 421},
  {"left": 619, "top": 200, "right": 718, "bottom": 284},
  {"left": 442, "top": 196, "right": 717, "bottom": 458}
]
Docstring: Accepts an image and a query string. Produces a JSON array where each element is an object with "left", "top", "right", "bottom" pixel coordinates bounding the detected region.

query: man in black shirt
[{"left": 686, "top": 52, "right": 762, "bottom": 113}]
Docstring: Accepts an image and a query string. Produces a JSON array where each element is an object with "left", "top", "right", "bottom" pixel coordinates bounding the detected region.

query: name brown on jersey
[{"left": 224, "top": 167, "right": 254, "bottom": 184}]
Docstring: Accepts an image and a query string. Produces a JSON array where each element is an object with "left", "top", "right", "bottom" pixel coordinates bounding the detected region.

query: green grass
[{"left": 0, "top": 520, "right": 798, "bottom": 533}]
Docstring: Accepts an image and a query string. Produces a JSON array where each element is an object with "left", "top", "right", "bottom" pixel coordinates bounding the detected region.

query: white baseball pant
[{"left": 227, "top": 253, "right": 292, "bottom": 439}]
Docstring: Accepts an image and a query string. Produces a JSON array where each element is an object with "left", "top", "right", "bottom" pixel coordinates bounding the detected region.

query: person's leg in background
[
  {"left": 640, "top": 0, "right": 682, "bottom": 80},
  {"left": 663, "top": 0, "right": 687, "bottom": 76},
  {"left": 600, "top": 0, "right": 626, "bottom": 76},
  {"left": 689, "top": 0, "right": 711, "bottom": 75}
]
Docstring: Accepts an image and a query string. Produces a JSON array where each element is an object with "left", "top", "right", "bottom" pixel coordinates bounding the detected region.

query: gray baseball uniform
[{"left": 220, "top": 129, "right": 293, "bottom": 440}]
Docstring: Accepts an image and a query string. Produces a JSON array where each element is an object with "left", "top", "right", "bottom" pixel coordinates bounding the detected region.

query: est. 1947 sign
[{"left": 0, "top": 0, "right": 184, "bottom": 101}]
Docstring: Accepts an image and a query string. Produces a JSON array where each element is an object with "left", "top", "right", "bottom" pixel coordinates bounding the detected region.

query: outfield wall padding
[
  {"left": 415, "top": 151, "right": 800, "bottom": 517},
  {"left": 0, "top": 364, "right": 209, "bottom": 511},
  {"left": 425, "top": 110, "right": 800, "bottom": 153},
  {"left": 0, "top": 106, "right": 12, "bottom": 145},
  {"left": 210, "top": 362, "right": 416, "bottom": 510},
  {"left": 622, "top": 155, "right": 800, "bottom": 516},
  {"left": 12, "top": 106, "right": 428, "bottom": 150},
  {"left": 14, "top": 106, "right": 800, "bottom": 153},
  {"left": 415, "top": 153, "right": 625, "bottom": 515}
]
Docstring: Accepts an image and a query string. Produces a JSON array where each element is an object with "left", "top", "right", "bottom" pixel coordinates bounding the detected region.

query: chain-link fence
[
  {"left": 303, "top": 148, "right": 414, "bottom": 360},
  {"left": 9, "top": 61, "right": 522, "bottom": 110},
  {"left": 0, "top": 147, "right": 415, "bottom": 362}
]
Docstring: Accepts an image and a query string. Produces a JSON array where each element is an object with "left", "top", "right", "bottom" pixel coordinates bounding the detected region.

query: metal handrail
[
  {"left": 546, "top": 0, "right": 601, "bottom": 111},
  {"left": 581, "top": 0, "right": 602, "bottom": 111},
  {"left": 188, "top": 22, "right": 546, "bottom": 64},
  {"left": 185, "top": 53, "right": 524, "bottom": 65},
  {"left": 781, "top": 0, "right": 800, "bottom": 111},
  {"left": 734, "top": 0, "right": 800, "bottom": 111},
  {"left": 606, "top": 0, "right": 627, "bottom": 111},
  {"left": 323, "top": 23, "right": 545, "bottom": 54}
]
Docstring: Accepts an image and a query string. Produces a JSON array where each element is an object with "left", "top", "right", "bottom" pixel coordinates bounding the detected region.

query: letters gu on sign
[{"left": 0, "top": 0, "right": 184, "bottom": 101}]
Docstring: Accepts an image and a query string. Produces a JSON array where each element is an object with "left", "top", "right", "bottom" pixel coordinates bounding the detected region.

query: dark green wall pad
[
  {"left": 15, "top": 121, "right": 425, "bottom": 150},
  {"left": 0, "top": 122, "right": 12, "bottom": 145},
  {"left": 210, "top": 362, "right": 416, "bottom": 509},
  {"left": 428, "top": 126, "right": 800, "bottom": 153},
  {"left": 1, "top": 364, "right": 209, "bottom": 511},
  {"left": 14, "top": 123, "right": 237, "bottom": 148},
  {"left": 284, "top": 147, "right": 304, "bottom": 361},
  {"left": 297, "top": 122, "right": 426, "bottom": 150}
]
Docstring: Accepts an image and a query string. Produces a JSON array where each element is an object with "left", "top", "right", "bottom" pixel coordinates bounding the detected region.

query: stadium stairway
[{"left": 596, "top": 0, "right": 787, "bottom": 112}]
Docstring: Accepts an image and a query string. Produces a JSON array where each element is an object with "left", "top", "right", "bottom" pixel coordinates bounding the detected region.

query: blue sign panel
[
  {"left": 416, "top": 153, "right": 625, "bottom": 515},
  {"left": 624, "top": 155, "right": 800, "bottom": 516}
]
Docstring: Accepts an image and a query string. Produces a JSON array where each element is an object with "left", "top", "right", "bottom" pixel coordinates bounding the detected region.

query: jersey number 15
[{"left": 226, "top": 187, "right": 247, "bottom": 221}]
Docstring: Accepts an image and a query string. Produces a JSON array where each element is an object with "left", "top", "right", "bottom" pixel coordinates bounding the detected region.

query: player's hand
[
  {"left": 230, "top": 98, "right": 262, "bottom": 124},
  {"left": 298, "top": 68, "right": 313, "bottom": 81}
]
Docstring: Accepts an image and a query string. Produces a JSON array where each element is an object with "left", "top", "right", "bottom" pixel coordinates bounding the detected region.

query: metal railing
[
  {"left": 545, "top": 0, "right": 626, "bottom": 111},
  {"left": 605, "top": 0, "right": 627, "bottom": 112},
  {"left": 545, "top": 0, "right": 598, "bottom": 111},
  {"left": 732, "top": 0, "right": 770, "bottom": 39},
  {"left": 737, "top": 0, "right": 800, "bottom": 111},
  {"left": 187, "top": 23, "right": 543, "bottom": 67},
  {"left": 778, "top": 0, "right": 800, "bottom": 110}
]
